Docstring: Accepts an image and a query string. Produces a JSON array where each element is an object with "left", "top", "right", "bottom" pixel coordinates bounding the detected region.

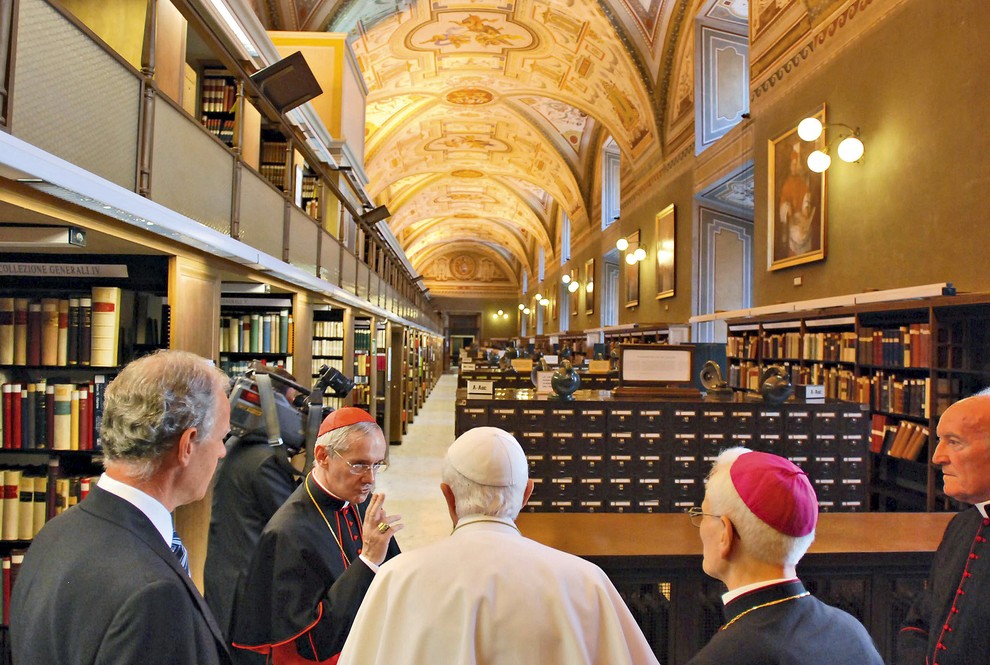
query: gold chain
[
  {"left": 720, "top": 591, "right": 810, "bottom": 631},
  {"left": 306, "top": 474, "right": 353, "bottom": 568}
]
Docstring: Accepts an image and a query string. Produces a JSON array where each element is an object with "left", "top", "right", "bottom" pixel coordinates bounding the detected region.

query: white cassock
[{"left": 338, "top": 515, "right": 661, "bottom": 665}]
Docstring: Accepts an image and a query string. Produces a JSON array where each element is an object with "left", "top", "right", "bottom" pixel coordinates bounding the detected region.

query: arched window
[
  {"left": 560, "top": 212, "right": 571, "bottom": 265},
  {"left": 601, "top": 137, "right": 620, "bottom": 229}
]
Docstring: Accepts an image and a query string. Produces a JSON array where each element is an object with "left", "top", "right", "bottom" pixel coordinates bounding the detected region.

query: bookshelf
[
  {"left": 199, "top": 67, "right": 238, "bottom": 147},
  {"left": 259, "top": 127, "right": 289, "bottom": 191},
  {"left": 723, "top": 293, "right": 990, "bottom": 511},
  {"left": 312, "top": 307, "right": 345, "bottom": 411},
  {"left": 374, "top": 322, "right": 387, "bottom": 431},
  {"left": 351, "top": 317, "right": 372, "bottom": 411},
  {"left": 218, "top": 293, "right": 293, "bottom": 376}
]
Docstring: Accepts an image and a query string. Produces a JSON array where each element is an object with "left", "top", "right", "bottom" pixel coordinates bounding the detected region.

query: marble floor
[{"left": 375, "top": 372, "right": 459, "bottom": 551}]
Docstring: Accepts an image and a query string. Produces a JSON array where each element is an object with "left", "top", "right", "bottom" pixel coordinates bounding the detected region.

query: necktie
[{"left": 171, "top": 530, "right": 190, "bottom": 575}]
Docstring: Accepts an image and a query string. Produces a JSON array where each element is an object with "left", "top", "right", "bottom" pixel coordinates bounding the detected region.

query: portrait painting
[
  {"left": 655, "top": 204, "right": 675, "bottom": 299},
  {"left": 624, "top": 230, "right": 640, "bottom": 309},
  {"left": 584, "top": 258, "right": 595, "bottom": 315},
  {"left": 768, "top": 106, "right": 826, "bottom": 270}
]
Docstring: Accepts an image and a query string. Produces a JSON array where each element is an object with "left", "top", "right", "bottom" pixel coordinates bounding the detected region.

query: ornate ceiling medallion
[
  {"left": 445, "top": 88, "right": 495, "bottom": 105},
  {"left": 450, "top": 169, "right": 485, "bottom": 178}
]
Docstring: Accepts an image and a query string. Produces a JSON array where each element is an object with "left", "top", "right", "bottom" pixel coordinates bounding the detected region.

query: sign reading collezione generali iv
[{"left": 0, "top": 263, "right": 129, "bottom": 278}]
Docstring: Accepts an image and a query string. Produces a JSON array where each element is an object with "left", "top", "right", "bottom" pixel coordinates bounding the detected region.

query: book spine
[
  {"left": 26, "top": 301, "right": 42, "bottom": 366},
  {"left": 67, "top": 297, "right": 80, "bottom": 366},
  {"left": 53, "top": 384, "right": 72, "bottom": 450},
  {"left": 41, "top": 298, "right": 59, "bottom": 366},
  {"left": 90, "top": 287, "right": 121, "bottom": 368},
  {"left": 1, "top": 384, "right": 11, "bottom": 449},
  {"left": 1, "top": 557, "right": 9, "bottom": 625},
  {"left": 32, "top": 477, "right": 47, "bottom": 537},
  {"left": 250, "top": 314, "right": 260, "bottom": 353},
  {"left": 262, "top": 315, "right": 272, "bottom": 353},
  {"left": 16, "top": 476, "right": 33, "bottom": 540},
  {"left": 78, "top": 388, "right": 90, "bottom": 451},
  {"left": 12, "top": 298, "right": 29, "bottom": 366},
  {"left": 56, "top": 299, "right": 69, "bottom": 366},
  {"left": 78, "top": 297, "right": 92, "bottom": 366},
  {"left": 1, "top": 470, "right": 20, "bottom": 540},
  {"left": 92, "top": 375, "right": 107, "bottom": 450},
  {"left": 45, "top": 383, "right": 55, "bottom": 450},
  {"left": 35, "top": 379, "right": 47, "bottom": 449},
  {"left": 279, "top": 310, "right": 289, "bottom": 354},
  {"left": 24, "top": 383, "right": 36, "bottom": 450},
  {"left": 0, "top": 297, "right": 13, "bottom": 365},
  {"left": 70, "top": 390, "right": 80, "bottom": 450},
  {"left": 15, "top": 386, "right": 24, "bottom": 449}
]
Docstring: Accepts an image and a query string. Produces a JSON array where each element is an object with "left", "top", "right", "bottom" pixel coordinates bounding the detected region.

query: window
[
  {"left": 560, "top": 281, "right": 570, "bottom": 321},
  {"left": 522, "top": 271, "right": 528, "bottom": 294},
  {"left": 538, "top": 248, "right": 545, "bottom": 283},
  {"left": 601, "top": 137, "right": 621, "bottom": 229},
  {"left": 695, "top": 1, "right": 749, "bottom": 153}
]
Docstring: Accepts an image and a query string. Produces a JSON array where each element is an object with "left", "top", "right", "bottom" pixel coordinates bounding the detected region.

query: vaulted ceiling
[{"left": 248, "top": 0, "right": 745, "bottom": 296}]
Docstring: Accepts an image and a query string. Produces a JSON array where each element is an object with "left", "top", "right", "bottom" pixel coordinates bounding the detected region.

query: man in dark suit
[{"left": 10, "top": 350, "right": 233, "bottom": 665}]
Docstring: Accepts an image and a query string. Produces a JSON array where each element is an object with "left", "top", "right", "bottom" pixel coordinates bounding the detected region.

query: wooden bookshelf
[
  {"left": 199, "top": 67, "right": 238, "bottom": 147},
  {"left": 218, "top": 293, "right": 293, "bottom": 376},
  {"left": 723, "top": 293, "right": 990, "bottom": 511}
]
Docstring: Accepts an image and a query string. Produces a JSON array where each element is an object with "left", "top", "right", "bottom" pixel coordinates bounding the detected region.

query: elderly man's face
[
  {"left": 320, "top": 428, "right": 387, "bottom": 505},
  {"left": 934, "top": 396, "right": 990, "bottom": 504}
]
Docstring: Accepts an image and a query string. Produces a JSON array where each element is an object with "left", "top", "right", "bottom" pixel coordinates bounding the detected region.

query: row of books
[
  {"left": 0, "top": 287, "right": 122, "bottom": 368},
  {"left": 313, "top": 320, "right": 345, "bottom": 338},
  {"left": 871, "top": 373, "right": 929, "bottom": 419},
  {"left": 354, "top": 328, "right": 373, "bottom": 352},
  {"left": 261, "top": 141, "right": 288, "bottom": 164},
  {"left": 259, "top": 164, "right": 286, "bottom": 189},
  {"left": 218, "top": 358, "right": 291, "bottom": 377},
  {"left": 726, "top": 334, "right": 758, "bottom": 359},
  {"left": 1, "top": 378, "right": 107, "bottom": 451},
  {"left": 1, "top": 549, "right": 25, "bottom": 626},
  {"left": 871, "top": 416, "right": 930, "bottom": 460},
  {"left": 201, "top": 74, "right": 237, "bottom": 114},
  {"left": 312, "top": 339, "right": 345, "bottom": 358},
  {"left": 858, "top": 324, "right": 932, "bottom": 368},
  {"left": 219, "top": 311, "right": 293, "bottom": 355},
  {"left": 201, "top": 116, "right": 235, "bottom": 145}
]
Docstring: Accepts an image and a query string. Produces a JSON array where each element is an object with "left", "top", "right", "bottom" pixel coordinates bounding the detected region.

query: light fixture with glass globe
[
  {"left": 633, "top": 247, "right": 646, "bottom": 262},
  {"left": 567, "top": 281, "right": 579, "bottom": 293},
  {"left": 615, "top": 238, "right": 629, "bottom": 251},
  {"left": 561, "top": 273, "right": 571, "bottom": 284},
  {"left": 796, "top": 110, "right": 865, "bottom": 172},
  {"left": 540, "top": 297, "right": 549, "bottom": 306},
  {"left": 625, "top": 253, "right": 637, "bottom": 265},
  {"left": 807, "top": 149, "right": 831, "bottom": 173}
]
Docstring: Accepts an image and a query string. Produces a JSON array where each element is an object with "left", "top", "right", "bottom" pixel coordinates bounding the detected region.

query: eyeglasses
[
  {"left": 686, "top": 506, "right": 721, "bottom": 527},
  {"left": 331, "top": 448, "right": 388, "bottom": 475}
]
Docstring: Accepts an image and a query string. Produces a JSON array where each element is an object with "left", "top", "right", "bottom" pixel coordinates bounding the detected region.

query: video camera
[{"left": 228, "top": 364, "right": 355, "bottom": 460}]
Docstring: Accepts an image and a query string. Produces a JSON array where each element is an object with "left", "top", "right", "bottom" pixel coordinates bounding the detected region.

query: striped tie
[{"left": 171, "top": 530, "right": 190, "bottom": 575}]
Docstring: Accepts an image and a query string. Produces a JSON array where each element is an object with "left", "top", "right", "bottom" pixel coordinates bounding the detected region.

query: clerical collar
[
  {"left": 451, "top": 515, "right": 520, "bottom": 534},
  {"left": 97, "top": 473, "right": 173, "bottom": 546},
  {"left": 722, "top": 577, "right": 800, "bottom": 606},
  {"left": 309, "top": 471, "right": 349, "bottom": 509},
  {"left": 976, "top": 501, "right": 990, "bottom": 519}
]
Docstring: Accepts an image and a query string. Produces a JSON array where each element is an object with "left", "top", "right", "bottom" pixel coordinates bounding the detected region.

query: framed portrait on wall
[
  {"left": 768, "top": 105, "right": 827, "bottom": 271},
  {"left": 584, "top": 258, "right": 595, "bottom": 315},
  {"left": 655, "top": 204, "right": 675, "bottom": 299},
  {"left": 624, "top": 230, "right": 640, "bottom": 308},
  {"left": 569, "top": 268, "right": 579, "bottom": 316}
]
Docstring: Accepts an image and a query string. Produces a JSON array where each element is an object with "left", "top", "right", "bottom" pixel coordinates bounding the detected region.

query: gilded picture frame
[
  {"left": 584, "top": 258, "right": 595, "bottom": 315},
  {"left": 768, "top": 105, "right": 827, "bottom": 271},
  {"left": 624, "top": 230, "right": 640, "bottom": 309},
  {"left": 655, "top": 204, "right": 675, "bottom": 300}
]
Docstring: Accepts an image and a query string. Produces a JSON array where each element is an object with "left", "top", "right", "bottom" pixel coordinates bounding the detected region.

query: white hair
[
  {"left": 441, "top": 460, "right": 526, "bottom": 520},
  {"left": 705, "top": 447, "right": 816, "bottom": 567},
  {"left": 315, "top": 421, "right": 382, "bottom": 455}
]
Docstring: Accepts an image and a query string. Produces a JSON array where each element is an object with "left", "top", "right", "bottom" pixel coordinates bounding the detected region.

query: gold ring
[{"left": 377, "top": 522, "right": 390, "bottom": 534}]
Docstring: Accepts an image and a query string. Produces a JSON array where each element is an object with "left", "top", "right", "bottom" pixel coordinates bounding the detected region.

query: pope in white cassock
[{"left": 338, "top": 426, "right": 661, "bottom": 665}]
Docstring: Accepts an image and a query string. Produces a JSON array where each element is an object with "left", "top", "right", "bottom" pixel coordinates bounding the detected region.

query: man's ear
[
  {"left": 175, "top": 427, "right": 198, "bottom": 468},
  {"left": 440, "top": 483, "right": 458, "bottom": 526},
  {"left": 521, "top": 479, "right": 535, "bottom": 508},
  {"left": 719, "top": 516, "right": 736, "bottom": 559}
]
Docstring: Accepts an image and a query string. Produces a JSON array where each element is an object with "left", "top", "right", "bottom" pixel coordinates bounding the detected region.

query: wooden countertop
[{"left": 516, "top": 512, "right": 954, "bottom": 558}]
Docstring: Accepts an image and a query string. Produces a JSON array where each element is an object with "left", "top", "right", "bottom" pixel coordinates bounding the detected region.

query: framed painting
[
  {"left": 584, "top": 258, "right": 595, "bottom": 315},
  {"left": 655, "top": 204, "right": 675, "bottom": 299},
  {"left": 768, "top": 105, "right": 827, "bottom": 270},
  {"left": 624, "top": 230, "right": 640, "bottom": 308},
  {"left": 569, "top": 268, "right": 579, "bottom": 317}
]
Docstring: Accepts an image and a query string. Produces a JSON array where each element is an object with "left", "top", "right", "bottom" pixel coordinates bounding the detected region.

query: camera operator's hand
[{"left": 361, "top": 493, "right": 403, "bottom": 565}]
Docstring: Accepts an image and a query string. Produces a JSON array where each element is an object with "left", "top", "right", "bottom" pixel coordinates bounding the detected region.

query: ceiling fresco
[{"left": 253, "top": 0, "right": 737, "bottom": 295}]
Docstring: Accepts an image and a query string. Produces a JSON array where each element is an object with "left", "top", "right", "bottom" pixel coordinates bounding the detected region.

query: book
[
  {"left": 52, "top": 383, "right": 73, "bottom": 450},
  {"left": 90, "top": 287, "right": 121, "bottom": 367},
  {"left": 10, "top": 384, "right": 21, "bottom": 449},
  {"left": 70, "top": 389, "right": 81, "bottom": 450},
  {"left": 13, "top": 298, "right": 29, "bottom": 365},
  {"left": 279, "top": 310, "right": 289, "bottom": 354},
  {"left": 67, "top": 297, "right": 80, "bottom": 366},
  {"left": 32, "top": 476, "right": 47, "bottom": 537},
  {"left": 2, "top": 557, "right": 9, "bottom": 625},
  {"left": 41, "top": 298, "right": 59, "bottom": 365},
  {"left": 92, "top": 374, "right": 107, "bottom": 450},
  {"left": 17, "top": 476, "right": 34, "bottom": 540},
  {"left": 1, "top": 470, "right": 20, "bottom": 540},
  {"left": 78, "top": 296, "right": 92, "bottom": 366},
  {"left": 56, "top": 299, "right": 69, "bottom": 366},
  {"left": 0, "top": 297, "right": 13, "bottom": 364},
  {"left": 45, "top": 382, "right": 54, "bottom": 450},
  {"left": 903, "top": 426, "right": 931, "bottom": 461},
  {"left": 2, "top": 384, "right": 12, "bottom": 449},
  {"left": 24, "top": 383, "right": 36, "bottom": 450},
  {"left": 78, "top": 388, "right": 90, "bottom": 451},
  {"left": 26, "top": 301, "right": 42, "bottom": 365}
]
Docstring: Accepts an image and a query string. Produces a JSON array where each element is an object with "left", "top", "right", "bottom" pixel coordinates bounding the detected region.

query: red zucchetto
[
  {"left": 729, "top": 451, "right": 818, "bottom": 537},
  {"left": 318, "top": 407, "right": 377, "bottom": 437}
]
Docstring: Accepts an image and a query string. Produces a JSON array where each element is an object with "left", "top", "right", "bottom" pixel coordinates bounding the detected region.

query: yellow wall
[{"left": 60, "top": 0, "right": 146, "bottom": 69}]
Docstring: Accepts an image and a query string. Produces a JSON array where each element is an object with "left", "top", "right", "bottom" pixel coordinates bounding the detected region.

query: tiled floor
[{"left": 375, "top": 372, "right": 459, "bottom": 551}]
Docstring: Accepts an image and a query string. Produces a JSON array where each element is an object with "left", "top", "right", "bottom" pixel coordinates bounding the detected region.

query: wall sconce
[
  {"left": 797, "top": 116, "right": 864, "bottom": 173},
  {"left": 523, "top": 307, "right": 531, "bottom": 315},
  {"left": 615, "top": 238, "right": 629, "bottom": 251},
  {"left": 540, "top": 297, "right": 550, "bottom": 306},
  {"left": 585, "top": 281, "right": 594, "bottom": 293},
  {"left": 534, "top": 292, "right": 542, "bottom": 301},
  {"left": 567, "top": 281, "right": 580, "bottom": 293},
  {"left": 561, "top": 273, "right": 571, "bottom": 284}
]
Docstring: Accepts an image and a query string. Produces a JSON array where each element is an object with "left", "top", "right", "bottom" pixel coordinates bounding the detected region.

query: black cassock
[
  {"left": 230, "top": 473, "right": 401, "bottom": 664},
  {"left": 898, "top": 507, "right": 990, "bottom": 665},
  {"left": 205, "top": 434, "right": 300, "bottom": 639},
  {"left": 687, "top": 580, "right": 883, "bottom": 665}
]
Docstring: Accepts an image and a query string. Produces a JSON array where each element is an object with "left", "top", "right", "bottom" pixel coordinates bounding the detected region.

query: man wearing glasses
[
  {"left": 230, "top": 407, "right": 402, "bottom": 664},
  {"left": 686, "top": 447, "right": 882, "bottom": 665}
]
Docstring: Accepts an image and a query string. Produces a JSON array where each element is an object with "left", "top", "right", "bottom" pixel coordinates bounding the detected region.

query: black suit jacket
[{"left": 10, "top": 485, "right": 232, "bottom": 665}]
